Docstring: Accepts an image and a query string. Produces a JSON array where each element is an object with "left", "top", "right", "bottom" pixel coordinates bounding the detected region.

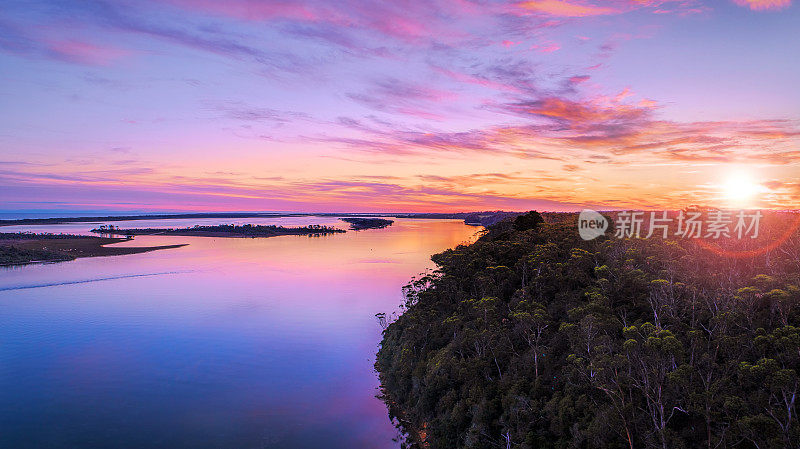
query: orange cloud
[
  {"left": 509, "top": 96, "right": 653, "bottom": 126},
  {"left": 732, "top": 0, "right": 792, "bottom": 10},
  {"left": 517, "top": 0, "right": 618, "bottom": 17},
  {"left": 328, "top": 90, "right": 800, "bottom": 180}
]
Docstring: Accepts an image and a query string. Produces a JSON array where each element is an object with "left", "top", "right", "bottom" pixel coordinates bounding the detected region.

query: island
[
  {"left": 339, "top": 217, "right": 394, "bottom": 230},
  {"left": 0, "top": 232, "right": 187, "bottom": 266},
  {"left": 90, "top": 223, "right": 346, "bottom": 238}
]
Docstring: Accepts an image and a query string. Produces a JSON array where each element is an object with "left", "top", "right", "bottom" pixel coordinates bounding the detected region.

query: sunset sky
[{"left": 1, "top": 0, "right": 798, "bottom": 213}]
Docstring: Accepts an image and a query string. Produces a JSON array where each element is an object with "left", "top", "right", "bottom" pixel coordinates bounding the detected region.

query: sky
[{"left": 0, "top": 0, "right": 798, "bottom": 213}]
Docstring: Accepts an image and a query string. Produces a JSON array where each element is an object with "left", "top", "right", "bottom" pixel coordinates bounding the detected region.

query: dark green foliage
[
  {"left": 90, "top": 223, "right": 345, "bottom": 237},
  {"left": 340, "top": 217, "right": 394, "bottom": 230},
  {"left": 513, "top": 211, "right": 544, "bottom": 231},
  {"left": 0, "top": 245, "right": 74, "bottom": 265},
  {"left": 376, "top": 212, "right": 800, "bottom": 449}
]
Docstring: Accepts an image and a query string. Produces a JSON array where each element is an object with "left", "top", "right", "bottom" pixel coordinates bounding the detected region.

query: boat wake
[{"left": 0, "top": 271, "right": 193, "bottom": 292}]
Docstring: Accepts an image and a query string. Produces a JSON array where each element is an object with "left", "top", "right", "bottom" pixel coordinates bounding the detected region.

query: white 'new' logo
[{"left": 578, "top": 209, "right": 608, "bottom": 240}]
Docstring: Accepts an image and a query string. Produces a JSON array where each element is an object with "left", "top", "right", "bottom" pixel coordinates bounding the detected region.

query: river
[{"left": 0, "top": 217, "right": 479, "bottom": 449}]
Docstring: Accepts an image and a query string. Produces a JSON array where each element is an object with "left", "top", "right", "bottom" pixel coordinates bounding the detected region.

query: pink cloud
[
  {"left": 166, "top": 0, "right": 319, "bottom": 21},
  {"left": 516, "top": 0, "right": 619, "bottom": 17},
  {"left": 432, "top": 66, "right": 523, "bottom": 93},
  {"left": 531, "top": 41, "right": 561, "bottom": 52},
  {"left": 569, "top": 75, "right": 591, "bottom": 84},
  {"left": 163, "top": 0, "right": 471, "bottom": 42},
  {"left": 614, "top": 87, "right": 634, "bottom": 102},
  {"left": 732, "top": 0, "right": 792, "bottom": 11},
  {"left": 346, "top": 78, "right": 458, "bottom": 120},
  {"left": 515, "top": 0, "right": 708, "bottom": 18},
  {"left": 45, "top": 40, "right": 131, "bottom": 66}
]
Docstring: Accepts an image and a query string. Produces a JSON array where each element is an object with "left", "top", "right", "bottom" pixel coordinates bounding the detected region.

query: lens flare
[{"left": 722, "top": 171, "right": 762, "bottom": 207}]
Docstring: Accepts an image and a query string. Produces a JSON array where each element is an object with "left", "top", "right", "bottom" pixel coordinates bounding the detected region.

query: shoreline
[{"left": 0, "top": 211, "right": 517, "bottom": 227}]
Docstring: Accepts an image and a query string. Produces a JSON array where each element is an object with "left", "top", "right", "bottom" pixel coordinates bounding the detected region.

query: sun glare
[{"left": 722, "top": 171, "right": 761, "bottom": 206}]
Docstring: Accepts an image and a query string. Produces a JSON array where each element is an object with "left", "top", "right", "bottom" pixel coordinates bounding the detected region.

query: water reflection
[{"left": 0, "top": 219, "right": 478, "bottom": 449}]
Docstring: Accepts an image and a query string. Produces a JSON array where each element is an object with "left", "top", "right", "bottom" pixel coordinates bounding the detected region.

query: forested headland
[{"left": 376, "top": 211, "right": 800, "bottom": 449}]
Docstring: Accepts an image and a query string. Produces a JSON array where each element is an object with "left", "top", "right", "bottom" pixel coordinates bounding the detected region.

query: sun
[{"left": 722, "top": 170, "right": 761, "bottom": 207}]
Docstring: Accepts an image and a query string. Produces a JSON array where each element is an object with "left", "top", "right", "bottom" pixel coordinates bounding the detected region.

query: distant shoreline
[{"left": 0, "top": 211, "right": 519, "bottom": 227}]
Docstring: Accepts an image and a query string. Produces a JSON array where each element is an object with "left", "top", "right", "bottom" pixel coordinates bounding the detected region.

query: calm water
[{"left": 0, "top": 218, "right": 479, "bottom": 449}]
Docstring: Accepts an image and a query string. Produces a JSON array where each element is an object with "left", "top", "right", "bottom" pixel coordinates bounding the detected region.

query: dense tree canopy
[{"left": 376, "top": 212, "right": 800, "bottom": 449}]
